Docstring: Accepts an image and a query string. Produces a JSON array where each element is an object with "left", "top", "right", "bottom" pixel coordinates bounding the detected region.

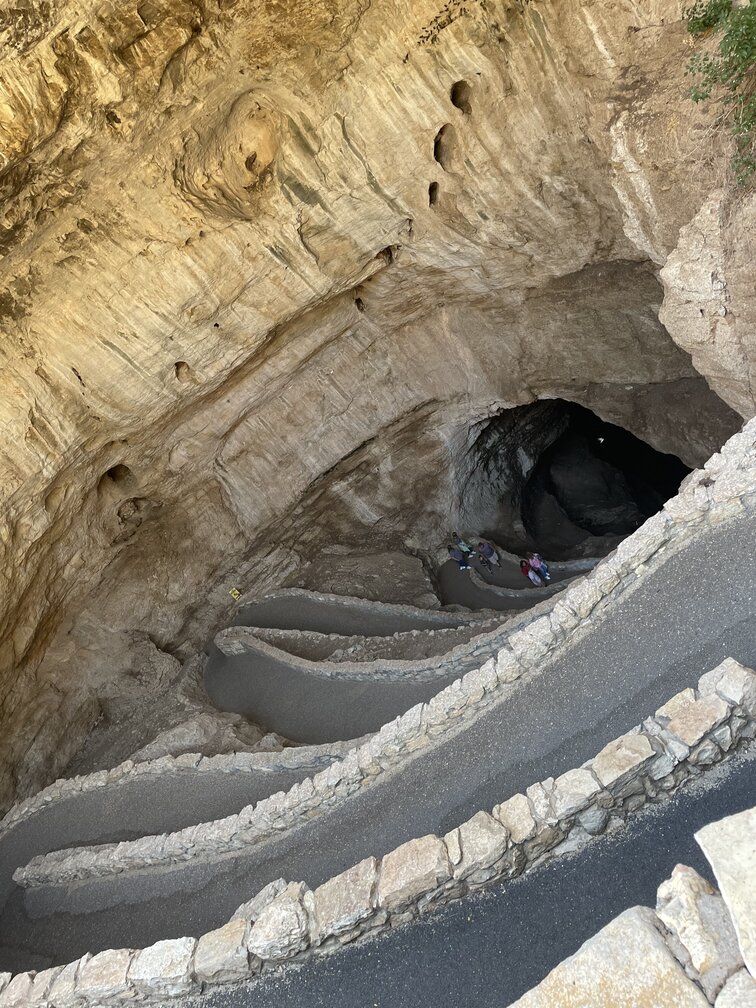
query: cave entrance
[{"left": 459, "top": 400, "right": 690, "bottom": 560}]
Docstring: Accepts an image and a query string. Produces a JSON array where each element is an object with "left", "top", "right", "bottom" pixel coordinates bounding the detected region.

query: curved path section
[
  {"left": 1, "top": 508, "right": 754, "bottom": 969},
  {"left": 206, "top": 585, "right": 569, "bottom": 741}
]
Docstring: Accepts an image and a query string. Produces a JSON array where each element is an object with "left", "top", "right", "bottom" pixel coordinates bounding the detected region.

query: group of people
[
  {"left": 446, "top": 531, "right": 551, "bottom": 588},
  {"left": 519, "top": 553, "right": 550, "bottom": 587},
  {"left": 447, "top": 532, "right": 500, "bottom": 572}
]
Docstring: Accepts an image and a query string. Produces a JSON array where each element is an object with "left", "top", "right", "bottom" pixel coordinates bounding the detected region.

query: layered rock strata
[{"left": 0, "top": 0, "right": 753, "bottom": 817}]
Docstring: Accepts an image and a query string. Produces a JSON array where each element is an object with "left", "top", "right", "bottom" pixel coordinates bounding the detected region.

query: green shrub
[{"left": 684, "top": 0, "right": 756, "bottom": 186}]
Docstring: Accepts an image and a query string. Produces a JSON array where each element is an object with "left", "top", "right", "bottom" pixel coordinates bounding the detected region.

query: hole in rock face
[
  {"left": 459, "top": 400, "right": 690, "bottom": 560},
  {"left": 428, "top": 181, "right": 440, "bottom": 206},
  {"left": 433, "top": 124, "right": 456, "bottom": 170},
  {"left": 97, "top": 463, "right": 137, "bottom": 502},
  {"left": 102, "top": 464, "right": 132, "bottom": 486},
  {"left": 450, "top": 80, "right": 472, "bottom": 114},
  {"left": 174, "top": 361, "right": 192, "bottom": 383}
]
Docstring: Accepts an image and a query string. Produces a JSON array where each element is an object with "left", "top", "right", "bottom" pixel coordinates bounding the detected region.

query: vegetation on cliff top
[{"left": 685, "top": 0, "right": 756, "bottom": 185}]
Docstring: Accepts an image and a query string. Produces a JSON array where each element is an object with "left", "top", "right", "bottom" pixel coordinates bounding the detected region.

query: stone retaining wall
[
  {"left": 9, "top": 415, "right": 756, "bottom": 889},
  {"left": 249, "top": 617, "right": 502, "bottom": 664},
  {"left": 234, "top": 588, "right": 476, "bottom": 629},
  {"left": 0, "top": 737, "right": 368, "bottom": 847},
  {"left": 3, "top": 657, "right": 754, "bottom": 1006}
]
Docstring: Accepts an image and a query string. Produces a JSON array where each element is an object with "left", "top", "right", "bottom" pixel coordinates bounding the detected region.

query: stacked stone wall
[{"left": 2, "top": 657, "right": 754, "bottom": 1005}]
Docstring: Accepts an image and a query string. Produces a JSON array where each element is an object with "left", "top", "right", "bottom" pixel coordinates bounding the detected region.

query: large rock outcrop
[{"left": 0, "top": 0, "right": 752, "bottom": 809}]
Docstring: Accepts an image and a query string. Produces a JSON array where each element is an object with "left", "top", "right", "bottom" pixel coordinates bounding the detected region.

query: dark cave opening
[{"left": 460, "top": 400, "right": 691, "bottom": 560}]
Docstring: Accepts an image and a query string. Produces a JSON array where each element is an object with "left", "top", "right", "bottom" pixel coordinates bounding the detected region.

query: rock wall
[{"left": 0, "top": 0, "right": 752, "bottom": 809}]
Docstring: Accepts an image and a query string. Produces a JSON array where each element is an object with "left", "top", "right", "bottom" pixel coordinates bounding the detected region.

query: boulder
[
  {"left": 697, "top": 808, "right": 756, "bottom": 977},
  {"left": 657, "top": 863, "right": 743, "bottom": 1000},
  {"left": 715, "top": 970, "right": 756, "bottom": 1008},
  {"left": 508, "top": 906, "right": 710, "bottom": 1007}
]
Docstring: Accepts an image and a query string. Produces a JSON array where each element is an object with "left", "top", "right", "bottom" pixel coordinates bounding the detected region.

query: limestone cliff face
[{"left": 0, "top": 0, "right": 752, "bottom": 809}]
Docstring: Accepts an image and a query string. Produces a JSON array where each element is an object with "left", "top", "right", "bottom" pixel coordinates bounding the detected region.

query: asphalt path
[
  {"left": 0, "top": 762, "right": 331, "bottom": 909},
  {"left": 204, "top": 641, "right": 466, "bottom": 743},
  {"left": 186, "top": 748, "right": 756, "bottom": 1008},
  {"left": 1, "top": 513, "right": 754, "bottom": 970}
]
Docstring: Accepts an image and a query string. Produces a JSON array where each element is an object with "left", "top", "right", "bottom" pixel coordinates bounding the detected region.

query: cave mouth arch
[{"left": 458, "top": 400, "right": 691, "bottom": 560}]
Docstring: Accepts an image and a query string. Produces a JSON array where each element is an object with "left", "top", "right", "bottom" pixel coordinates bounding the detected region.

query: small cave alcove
[{"left": 457, "top": 400, "right": 691, "bottom": 560}]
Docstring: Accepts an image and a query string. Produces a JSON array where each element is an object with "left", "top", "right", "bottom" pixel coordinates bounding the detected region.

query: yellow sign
[{"left": 228, "top": 588, "right": 241, "bottom": 600}]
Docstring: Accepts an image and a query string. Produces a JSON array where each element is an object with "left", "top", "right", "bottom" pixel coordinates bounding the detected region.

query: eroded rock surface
[{"left": 0, "top": 0, "right": 751, "bottom": 810}]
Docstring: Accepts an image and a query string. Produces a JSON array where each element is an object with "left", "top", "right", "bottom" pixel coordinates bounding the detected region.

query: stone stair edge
[
  {"left": 5, "top": 655, "right": 755, "bottom": 1007},
  {"left": 10, "top": 417, "right": 756, "bottom": 891}
]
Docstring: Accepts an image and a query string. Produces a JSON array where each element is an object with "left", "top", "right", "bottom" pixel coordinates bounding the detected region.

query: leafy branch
[{"left": 684, "top": 0, "right": 756, "bottom": 186}]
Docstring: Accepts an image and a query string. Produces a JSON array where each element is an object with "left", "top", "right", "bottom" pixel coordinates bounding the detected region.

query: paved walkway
[
  {"left": 0, "top": 512, "right": 753, "bottom": 970},
  {"left": 187, "top": 748, "right": 756, "bottom": 1008}
]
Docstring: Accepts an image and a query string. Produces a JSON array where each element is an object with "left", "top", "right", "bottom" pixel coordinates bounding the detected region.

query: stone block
[
  {"left": 233, "top": 877, "right": 288, "bottom": 921},
  {"left": 493, "top": 793, "right": 536, "bottom": 843},
  {"left": 648, "top": 748, "right": 679, "bottom": 780},
  {"left": 455, "top": 812, "right": 509, "bottom": 880},
  {"left": 526, "top": 780, "right": 557, "bottom": 824},
  {"left": 697, "top": 807, "right": 756, "bottom": 976},
  {"left": 577, "top": 806, "right": 609, "bottom": 836},
  {"left": 689, "top": 738, "right": 722, "bottom": 766},
  {"left": 657, "top": 688, "right": 698, "bottom": 720},
  {"left": 76, "top": 949, "right": 134, "bottom": 1001},
  {"left": 377, "top": 835, "right": 451, "bottom": 912},
  {"left": 665, "top": 696, "right": 731, "bottom": 748},
  {"left": 246, "top": 883, "right": 311, "bottom": 961},
  {"left": 47, "top": 955, "right": 90, "bottom": 1007},
  {"left": 194, "top": 918, "right": 250, "bottom": 985},
  {"left": 593, "top": 733, "right": 656, "bottom": 791},
  {"left": 129, "top": 936, "right": 196, "bottom": 997},
  {"left": 444, "top": 828, "right": 462, "bottom": 866},
  {"left": 27, "top": 966, "right": 63, "bottom": 1003},
  {"left": 551, "top": 768, "right": 601, "bottom": 819},
  {"left": 657, "top": 864, "right": 743, "bottom": 1000},
  {"left": 699, "top": 659, "right": 756, "bottom": 717},
  {"left": 508, "top": 906, "right": 710, "bottom": 1007},
  {"left": 715, "top": 970, "right": 756, "bottom": 1008},
  {"left": 313, "top": 857, "right": 377, "bottom": 939},
  {"left": 0, "top": 977, "right": 8, "bottom": 996},
  {"left": 495, "top": 650, "right": 521, "bottom": 684},
  {"left": 0, "top": 973, "right": 34, "bottom": 1008}
]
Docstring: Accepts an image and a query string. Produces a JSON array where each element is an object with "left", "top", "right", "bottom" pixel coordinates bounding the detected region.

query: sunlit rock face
[{"left": 0, "top": 0, "right": 751, "bottom": 809}]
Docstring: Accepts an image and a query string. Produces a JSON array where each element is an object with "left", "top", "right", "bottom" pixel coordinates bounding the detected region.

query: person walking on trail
[
  {"left": 448, "top": 546, "right": 472, "bottom": 571},
  {"left": 520, "top": 558, "right": 546, "bottom": 587},
  {"left": 452, "top": 532, "right": 473, "bottom": 557},
  {"left": 476, "top": 539, "right": 500, "bottom": 567},
  {"left": 528, "top": 551, "right": 551, "bottom": 582},
  {"left": 475, "top": 542, "right": 493, "bottom": 573}
]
